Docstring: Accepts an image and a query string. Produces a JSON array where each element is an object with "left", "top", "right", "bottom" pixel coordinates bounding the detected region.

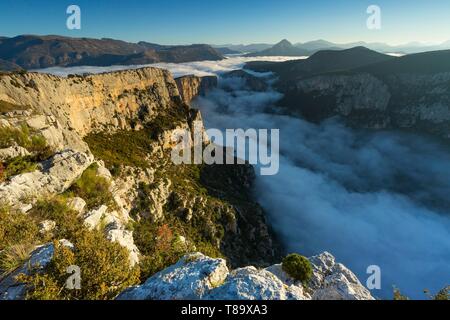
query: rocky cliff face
[
  {"left": 175, "top": 75, "right": 218, "bottom": 104},
  {"left": 280, "top": 72, "right": 450, "bottom": 138},
  {"left": 0, "top": 68, "right": 288, "bottom": 300},
  {"left": 0, "top": 68, "right": 180, "bottom": 140}
]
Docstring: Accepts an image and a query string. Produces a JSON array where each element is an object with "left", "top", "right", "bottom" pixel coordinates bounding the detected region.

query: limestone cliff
[
  {"left": 0, "top": 68, "right": 284, "bottom": 300},
  {"left": 280, "top": 72, "right": 450, "bottom": 138},
  {"left": 175, "top": 75, "right": 218, "bottom": 104}
]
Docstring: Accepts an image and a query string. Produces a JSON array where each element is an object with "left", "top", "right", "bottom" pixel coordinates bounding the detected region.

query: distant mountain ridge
[
  {"left": 216, "top": 38, "right": 450, "bottom": 55},
  {"left": 0, "top": 35, "right": 224, "bottom": 69},
  {"left": 246, "top": 39, "right": 310, "bottom": 57},
  {"left": 246, "top": 46, "right": 395, "bottom": 81}
]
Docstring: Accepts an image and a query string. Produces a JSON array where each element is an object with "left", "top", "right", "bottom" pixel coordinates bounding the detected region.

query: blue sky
[{"left": 1, "top": 0, "right": 450, "bottom": 45}]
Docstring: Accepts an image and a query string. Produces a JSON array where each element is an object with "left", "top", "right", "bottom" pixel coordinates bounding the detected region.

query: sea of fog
[{"left": 37, "top": 56, "right": 450, "bottom": 299}]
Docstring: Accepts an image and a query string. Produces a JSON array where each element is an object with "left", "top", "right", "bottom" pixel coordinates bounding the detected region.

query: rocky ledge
[{"left": 117, "top": 252, "right": 374, "bottom": 300}]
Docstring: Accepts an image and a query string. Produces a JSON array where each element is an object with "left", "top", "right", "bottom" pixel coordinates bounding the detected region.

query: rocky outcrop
[
  {"left": 116, "top": 252, "right": 374, "bottom": 300},
  {"left": 0, "top": 240, "right": 74, "bottom": 300},
  {"left": 175, "top": 75, "right": 218, "bottom": 104},
  {"left": 0, "top": 150, "right": 93, "bottom": 205},
  {"left": 280, "top": 71, "right": 450, "bottom": 138},
  {"left": 0, "top": 145, "right": 30, "bottom": 161},
  {"left": 0, "top": 68, "right": 183, "bottom": 147}
]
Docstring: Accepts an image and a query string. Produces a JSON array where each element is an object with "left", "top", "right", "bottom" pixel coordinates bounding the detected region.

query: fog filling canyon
[{"left": 39, "top": 56, "right": 450, "bottom": 299}]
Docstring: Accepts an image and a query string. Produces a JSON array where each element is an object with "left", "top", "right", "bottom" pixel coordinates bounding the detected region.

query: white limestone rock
[
  {"left": 0, "top": 145, "right": 30, "bottom": 161},
  {"left": 0, "top": 150, "right": 94, "bottom": 205},
  {"left": 106, "top": 229, "right": 140, "bottom": 267},
  {"left": 308, "top": 252, "right": 374, "bottom": 300},
  {"left": 117, "top": 251, "right": 374, "bottom": 301},
  {"left": 206, "top": 266, "right": 307, "bottom": 300},
  {"left": 117, "top": 253, "right": 229, "bottom": 300},
  {"left": 66, "top": 197, "right": 87, "bottom": 214},
  {"left": 39, "top": 220, "right": 56, "bottom": 234},
  {"left": 83, "top": 205, "right": 108, "bottom": 230}
]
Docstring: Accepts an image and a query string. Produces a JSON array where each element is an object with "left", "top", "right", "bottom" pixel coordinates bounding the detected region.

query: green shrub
[
  {"left": 1, "top": 156, "right": 38, "bottom": 181},
  {"left": 282, "top": 253, "right": 313, "bottom": 283},
  {"left": 0, "top": 125, "right": 53, "bottom": 160},
  {"left": 0, "top": 125, "right": 30, "bottom": 149},
  {"left": 67, "top": 164, "right": 114, "bottom": 210},
  {"left": 29, "top": 197, "right": 84, "bottom": 241},
  {"left": 84, "top": 129, "right": 156, "bottom": 170},
  {"left": 20, "top": 230, "right": 140, "bottom": 300}
]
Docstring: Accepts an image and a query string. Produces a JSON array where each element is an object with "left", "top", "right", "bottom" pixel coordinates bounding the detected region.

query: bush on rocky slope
[
  {"left": 282, "top": 253, "right": 313, "bottom": 284},
  {"left": 19, "top": 231, "right": 140, "bottom": 300},
  {"left": 0, "top": 206, "right": 40, "bottom": 275},
  {"left": 66, "top": 163, "right": 114, "bottom": 210}
]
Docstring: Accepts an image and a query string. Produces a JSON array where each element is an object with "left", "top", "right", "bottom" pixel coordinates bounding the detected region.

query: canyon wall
[{"left": 280, "top": 72, "right": 450, "bottom": 138}]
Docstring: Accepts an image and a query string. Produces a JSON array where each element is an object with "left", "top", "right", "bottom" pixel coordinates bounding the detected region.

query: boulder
[
  {"left": 0, "top": 150, "right": 94, "bottom": 205},
  {"left": 66, "top": 197, "right": 86, "bottom": 214},
  {"left": 309, "top": 252, "right": 374, "bottom": 300},
  {"left": 206, "top": 266, "right": 307, "bottom": 300},
  {"left": 106, "top": 229, "right": 140, "bottom": 267},
  {"left": 117, "top": 253, "right": 229, "bottom": 300},
  {"left": 83, "top": 205, "right": 108, "bottom": 230}
]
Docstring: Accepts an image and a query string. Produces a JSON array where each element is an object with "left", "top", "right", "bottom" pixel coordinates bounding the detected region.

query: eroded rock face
[
  {"left": 0, "top": 68, "right": 182, "bottom": 140},
  {"left": 206, "top": 266, "right": 307, "bottom": 300},
  {"left": 281, "top": 72, "right": 450, "bottom": 138},
  {"left": 0, "top": 145, "right": 30, "bottom": 161},
  {"left": 116, "top": 252, "right": 374, "bottom": 300},
  {"left": 0, "top": 150, "right": 93, "bottom": 205},
  {"left": 117, "top": 253, "right": 229, "bottom": 300},
  {"left": 175, "top": 75, "right": 218, "bottom": 104}
]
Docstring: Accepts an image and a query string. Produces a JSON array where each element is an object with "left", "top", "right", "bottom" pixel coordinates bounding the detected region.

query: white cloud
[{"left": 32, "top": 55, "right": 307, "bottom": 78}]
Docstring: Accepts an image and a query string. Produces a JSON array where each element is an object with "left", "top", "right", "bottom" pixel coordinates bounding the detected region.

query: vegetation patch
[
  {"left": 84, "top": 129, "right": 155, "bottom": 171},
  {"left": 66, "top": 163, "right": 115, "bottom": 210},
  {"left": 0, "top": 156, "right": 38, "bottom": 182},
  {"left": 0, "top": 125, "right": 53, "bottom": 159},
  {"left": 19, "top": 231, "right": 140, "bottom": 300},
  {"left": 282, "top": 253, "right": 313, "bottom": 284},
  {"left": 0, "top": 206, "right": 41, "bottom": 276}
]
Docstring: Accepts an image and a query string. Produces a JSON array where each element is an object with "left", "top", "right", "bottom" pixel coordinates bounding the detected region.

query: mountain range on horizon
[
  {"left": 0, "top": 35, "right": 224, "bottom": 70},
  {"left": 214, "top": 38, "right": 450, "bottom": 55},
  {"left": 2, "top": 34, "right": 450, "bottom": 72}
]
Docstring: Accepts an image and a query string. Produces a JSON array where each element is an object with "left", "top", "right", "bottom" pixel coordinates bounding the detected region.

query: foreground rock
[
  {"left": 0, "top": 240, "right": 73, "bottom": 300},
  {"left": 0, "top": 150, "right": 93, "bottom": 205},
  {"left": 116, "top": 252, "right": 374, "bottom": 300}
]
